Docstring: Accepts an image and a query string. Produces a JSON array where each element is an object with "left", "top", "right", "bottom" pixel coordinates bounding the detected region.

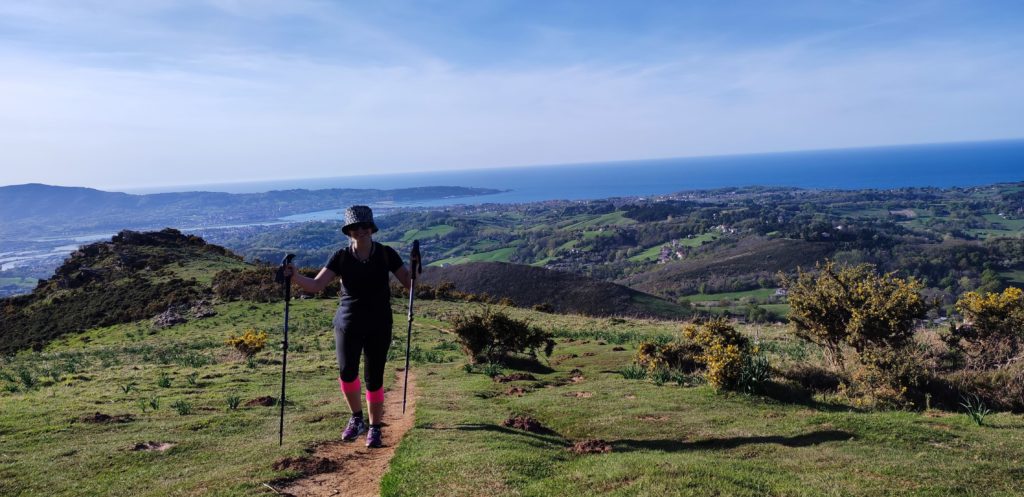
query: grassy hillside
[
  {"left": 619, "top": 237, "right": 834, "bottom": 299},
  {"left": 3, "top": 297, "right": 1024, "bottom": 496},
  {"left": 0, "top": 229, "right": 248, "bottom": 354},
  {"left": 418, "top": 262, "right": 692, "bottom": 319}
]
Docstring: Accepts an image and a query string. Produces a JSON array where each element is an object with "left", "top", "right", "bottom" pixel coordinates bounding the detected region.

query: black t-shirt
[{"left": 325, "top": 242, "right": 403, "bottom": 326}]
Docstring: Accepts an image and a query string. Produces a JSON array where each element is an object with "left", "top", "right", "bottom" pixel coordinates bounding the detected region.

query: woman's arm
[
  {"left": 286, "top": 264, "right": 336, "bottom": 294},
  {"left": 392, "top": 265, "right": 412, "bottom": 290}
]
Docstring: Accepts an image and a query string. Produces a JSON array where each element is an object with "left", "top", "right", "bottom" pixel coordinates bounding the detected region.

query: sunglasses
[{"left": 348, "top": 222, "right": 374, "bottom": 232}]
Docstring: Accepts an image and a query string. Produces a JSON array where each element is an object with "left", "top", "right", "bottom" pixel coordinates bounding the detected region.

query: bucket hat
[{"left": 342, "top": 205, "right": 379, "bottom": 235}]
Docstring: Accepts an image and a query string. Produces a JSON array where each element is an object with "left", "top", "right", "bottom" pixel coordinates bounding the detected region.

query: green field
[
  {"left": 563, "top": 211, "right": 637, "bottom": 231},
  {"left": 3, "top": 299, "right": 1024, "bottom": 496},
  {"left": 681, "top": 288, "right": 779, "bottom": 303},
  {"left": 1002, "top": 270, "right": 1024, "bottom": 287},
  {"left": 402, "top": 224, "right": 456, "bottom": 242},
  {"left": 582, "top": 230, "right": 615, "bottom": 240},
  {"left": 429, "top": 247, "right": 516, "bottom": 266},
  {"left": 629, "top": 233, "right": 720, "bottom": 262},
  {"left": 983, "top": 214, "right": 1024, "bottom": 231}
]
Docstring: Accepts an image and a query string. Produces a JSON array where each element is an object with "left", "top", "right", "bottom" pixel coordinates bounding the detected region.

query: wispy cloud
[{"left": 0, "top": 1, "right": 1021, "bottom": 188}]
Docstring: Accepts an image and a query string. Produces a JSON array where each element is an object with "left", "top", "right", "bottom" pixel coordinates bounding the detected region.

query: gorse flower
[{"left": 225, "top": 329, "right": 269, "bottom": 358}]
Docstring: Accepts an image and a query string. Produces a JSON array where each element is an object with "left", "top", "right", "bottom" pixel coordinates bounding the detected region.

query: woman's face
[{"left": 348, "top": 223, "right": 374, "bottom": 242}]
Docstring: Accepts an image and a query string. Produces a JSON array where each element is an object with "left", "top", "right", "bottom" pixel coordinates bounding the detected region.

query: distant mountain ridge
[
  {"left": 419, "top": 261, "right": 691, "bottom": 319},
  {"left": 0, "top": 183, "right": 502, "bottom": 238}
]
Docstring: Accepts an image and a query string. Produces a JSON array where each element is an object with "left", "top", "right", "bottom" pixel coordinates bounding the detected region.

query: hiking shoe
[
  {"left": 366, "top": 425, "right": 383, "bottom": 448},
  {"left": 341, "top": 416, "right": 367, "bottom": 442}
]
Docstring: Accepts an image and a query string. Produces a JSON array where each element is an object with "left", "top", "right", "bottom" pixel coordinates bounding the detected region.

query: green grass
[
  {"left": 5, "top": 299, "right": 1024, "bottom": 496},
  {"left": 563, "top": 211, "right": 637, "bottom": 231},
  {"left": 402, "top": 224, "right": 456, "bottom": 242},
  {"left": 967, "top": 229, "right": 1022, "bottom": 240},
  {"left": 983, "top": 214, "right": 1024, "bottom": 231},
  {"left": 681, "top": 288, "right": 779, "bottom": 303},
  {"left": 582, "top": 230, "right": 615, "bottom": 240},
  {"left": 1001, "top": 270, "right": 1024, "bottom": 287},
  {"left": 164, "top": 254, "right": 249, "bottom": 285},
  {"left": 629, "top": 233, "right": 720, "bottom": 262},
  {"left": 380, "top": 309, "right": 1024, "bottom": 496},
  {"left": 429, "top": 247, "right": 516, "bottom": 266}
]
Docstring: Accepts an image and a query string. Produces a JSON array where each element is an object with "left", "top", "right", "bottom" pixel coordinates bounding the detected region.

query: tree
[{"left": 781, "top": 261, "right": 930, "bottom": 370}]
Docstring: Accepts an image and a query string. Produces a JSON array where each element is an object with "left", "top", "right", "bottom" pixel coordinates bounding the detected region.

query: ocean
[{"left": 128, "top": 139, "right": 1024, "bottom": 208}]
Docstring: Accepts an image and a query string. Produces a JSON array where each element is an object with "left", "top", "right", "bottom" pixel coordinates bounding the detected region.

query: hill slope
[
  {"left": 0, "top": 229, "right": 247, "bottom": 353},
  {"left": 618, "top": 237, "right": 835, "bottom": 298},
  {"left": 419, "top": 262, "right": 691, "bottom": 319}
]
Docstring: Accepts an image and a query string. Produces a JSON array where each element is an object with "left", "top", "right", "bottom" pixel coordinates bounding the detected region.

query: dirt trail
[{"left": 279, "top": 369, "right": 417, "bottom": 497}]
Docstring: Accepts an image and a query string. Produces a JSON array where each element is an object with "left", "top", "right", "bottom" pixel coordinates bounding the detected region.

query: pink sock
[
  {"left": 340, "top": 377, "right": 361, "bottom": 394},
  {"left": 366, "top": 388, "right": 384, "bottom": 404}
]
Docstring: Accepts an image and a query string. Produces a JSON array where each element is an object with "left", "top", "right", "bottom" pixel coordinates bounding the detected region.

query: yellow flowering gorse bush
[{"left": 225, "top": 329, "right": 269, "bottom": 358}]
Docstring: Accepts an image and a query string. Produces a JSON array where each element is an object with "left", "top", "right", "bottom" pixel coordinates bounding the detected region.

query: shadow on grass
[
  {"left": 614, "top": 430, "right": 854, "bottom": 453},
  {"left": 430, "top": 423, "right": 568, "bottom": 446},
  {"left": 498, "top": 356, "right": 555, "bottom": 375},
  {"left": 757, "top": 381, "right": 859, "bottom": 413}
]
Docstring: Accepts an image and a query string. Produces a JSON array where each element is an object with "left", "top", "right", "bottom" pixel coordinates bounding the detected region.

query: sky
[{"left": 1, "top": 0, "right": 1022, "bottom": 190}]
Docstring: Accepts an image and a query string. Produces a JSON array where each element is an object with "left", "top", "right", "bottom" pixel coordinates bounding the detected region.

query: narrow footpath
[{"left": 279, "top": 369, "right": 417, "bottom": 497}]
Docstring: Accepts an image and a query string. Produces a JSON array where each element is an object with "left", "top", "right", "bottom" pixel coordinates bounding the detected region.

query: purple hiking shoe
[
  {"left": 341, "top": 416, "right": 367, "bottom": 442},
  {"left": 366, "top": 425, "right": 383, "bottom": 448}
]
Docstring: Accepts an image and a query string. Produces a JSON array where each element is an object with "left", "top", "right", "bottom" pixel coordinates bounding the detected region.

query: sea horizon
[{"left": 112, "top": 139, "right": 1024, "bottom": 205}]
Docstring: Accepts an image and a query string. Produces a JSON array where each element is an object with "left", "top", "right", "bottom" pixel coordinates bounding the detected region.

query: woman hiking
[{"left": 284, "top": 205, "right": 411, "bottom": 448}]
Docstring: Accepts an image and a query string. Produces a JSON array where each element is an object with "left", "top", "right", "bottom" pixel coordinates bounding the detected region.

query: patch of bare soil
[
  {"left": 569, "top": 369, "right": 585, "bottom": 383},
  {"left": 506, "top": 386, "right": 529, "bottom": 397},
  {"left": 612, "top": 346, "right": 626, "bottom": 351},
  {"left": 246, "top": 396, "right": 277, "bottom": 407},
  {"left": 493, "top": 373, "right": 537, "bottom": 383},
  {"left": 132, "top": 441, "right": 175, "bottom": 452},
  {"left": 502, "top": 415, "right": 545, "bottom": 433},
  {"left": 570, "top": 439, "right": 612, "bottom": 454},
  {"left": 80, "top": 412, "right": 134, "bottom": 424},
  {"left": 273, "top": 456, "right": 337, "bottom": 475},
  {"left": 275, "top": 370, "right": 417, "bottom": 497}
]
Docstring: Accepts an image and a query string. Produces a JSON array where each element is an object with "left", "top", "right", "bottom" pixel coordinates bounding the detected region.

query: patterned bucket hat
[{"left": 342, "top": 205, "right": 379, "bottom": 235}]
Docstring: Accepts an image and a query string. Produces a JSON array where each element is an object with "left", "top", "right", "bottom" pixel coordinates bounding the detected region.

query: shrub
[
  {"left": 225, "top": 329, "right": 269, "bottom": 358},
  {"left": 211, "top": 267, "right": 284, "bottom": 302},
  {"left": 947, "top": 362, "right": 1024, "bottom": 411},
  {"left": 949, "top": 287, "right": 1024, "bottom": 369},
  {"left": 840, "top": 344, "right": 936, "bottom": 409},
  {"left": 683, "top": 318, "right": 754, "bottom": 391},
  {"left": 781, "top": 261, "right": 930, "bottom": 371},
  {"left": 450, "top": 307, "right": 555, "bottom": 364},
  {"left": 633, "top": 341, "right": 702, "bottom": 374}
]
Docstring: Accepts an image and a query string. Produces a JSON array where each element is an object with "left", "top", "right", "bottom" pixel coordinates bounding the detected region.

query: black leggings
[{"left": 335, "top": 322, "right": 393, "bottom": 392}]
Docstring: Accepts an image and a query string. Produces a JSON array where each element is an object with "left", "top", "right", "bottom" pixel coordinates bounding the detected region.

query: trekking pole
[
  {"left": 402, "top": 240, "right": 422, "bottom": 414},
  {"left": 274, "top": 253, "right": 296, "bottom": 446}
]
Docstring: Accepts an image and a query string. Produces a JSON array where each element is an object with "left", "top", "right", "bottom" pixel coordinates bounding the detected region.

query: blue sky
[{"left": 1, "top": 0, "right": 1022, "bottom": 190}]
